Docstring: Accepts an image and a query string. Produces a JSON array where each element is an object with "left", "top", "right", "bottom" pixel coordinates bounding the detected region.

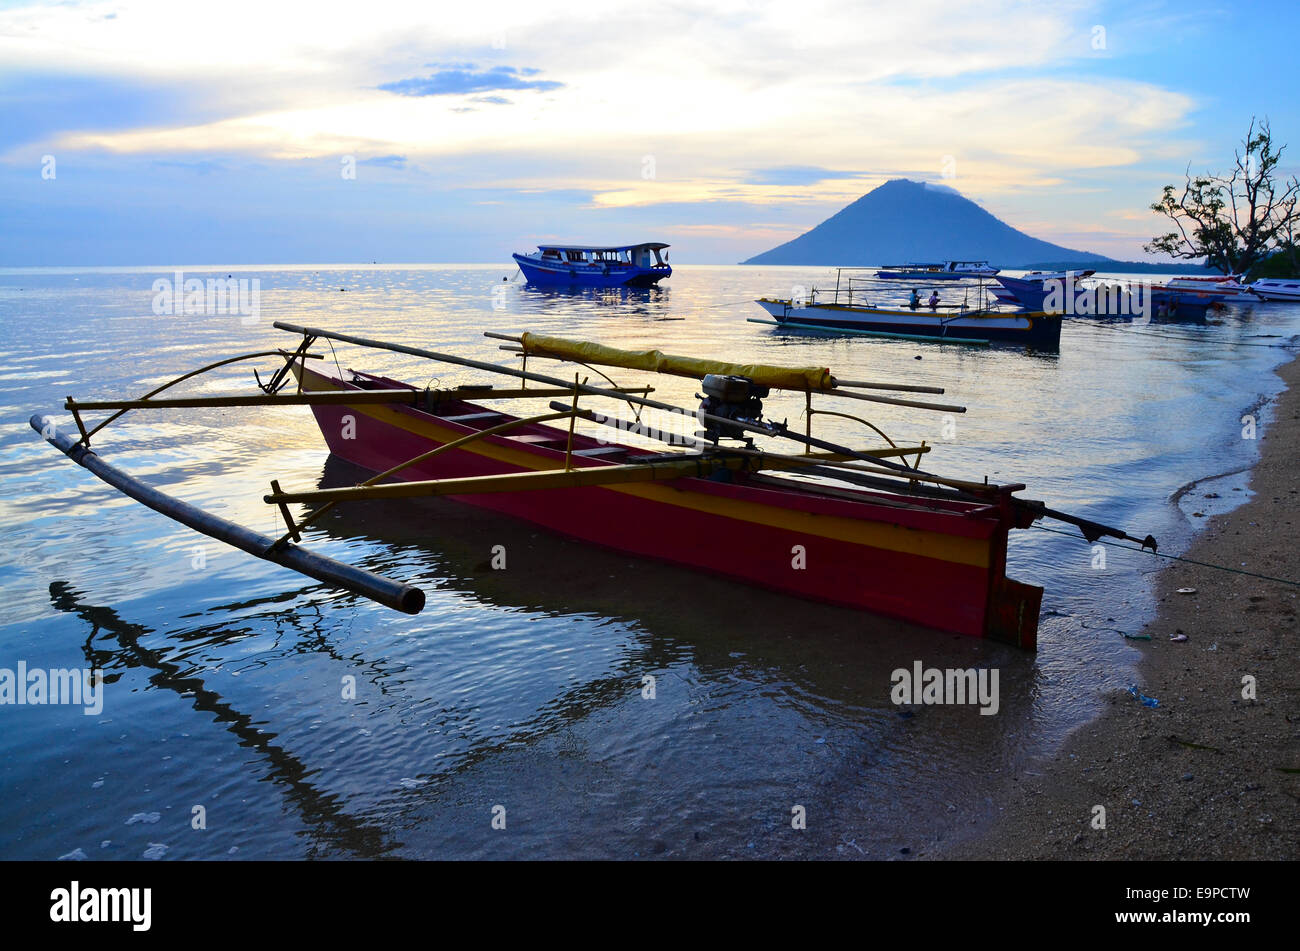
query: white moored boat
[
  {"left": 1248, "top": 278, "right": 1300, "bottom": 302},
  {"left": 1164, "top": 275, "right": 1252, "bottom": 298}
]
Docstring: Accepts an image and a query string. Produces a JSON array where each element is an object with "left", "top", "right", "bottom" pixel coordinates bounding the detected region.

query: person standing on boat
[
  {"left": 927, "top": 290, "right": 940, "bottom": 310},
  {"left": 908, "top": 288, "right": 920, "bottom": 310}
]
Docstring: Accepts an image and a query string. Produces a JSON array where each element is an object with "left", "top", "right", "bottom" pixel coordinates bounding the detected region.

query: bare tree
[{"left": 1145, "top": 118, "right": 1300, "bottom": 275}]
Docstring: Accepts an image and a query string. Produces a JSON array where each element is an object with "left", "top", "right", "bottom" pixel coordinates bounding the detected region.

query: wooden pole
[
  {"left": 70, "top": 390, "right": 431, "bottom": 410},
  {"left": 565, "top": 374, "right": 581, "bottom": 470},
  {"left": 831, "top": 378, "right": 946, "bottom": 395},
  {"left": 65, "top": 387, "right": 649, "bottom": 412},
  {"left": 814, "top": 387, "right": 966, "bottom": 414},
  {"left": 265, "top": 455, "right": 742, "bottom": 505},
  {"left": 804, "top": 390, "right": 812, "bottom": 455}
]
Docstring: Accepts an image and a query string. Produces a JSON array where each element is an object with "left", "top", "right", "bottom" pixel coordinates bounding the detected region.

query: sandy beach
[{"left": 947, "top": 352, "right": 1300, "bottom": 860}]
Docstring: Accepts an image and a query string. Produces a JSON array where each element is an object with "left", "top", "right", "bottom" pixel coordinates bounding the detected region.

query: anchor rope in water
[
  {"left": 1031, "top": 523, "right": 1300, "bottom": 588},
  {"left": 690, "top": 297, "right": 769, "bottom": 310}
]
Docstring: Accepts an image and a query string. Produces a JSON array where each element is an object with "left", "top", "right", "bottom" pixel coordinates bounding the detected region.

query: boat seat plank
[
  {"left": 571, "top": 446, "right": 627, "bottom": 457},
  {"left": 439, "top": 412, "right": 504, "bottom": 423}
]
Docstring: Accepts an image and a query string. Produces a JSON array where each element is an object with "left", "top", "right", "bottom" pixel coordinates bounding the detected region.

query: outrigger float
[{"left": 29, "top": 322, "right": 1158, "bottom": 650}]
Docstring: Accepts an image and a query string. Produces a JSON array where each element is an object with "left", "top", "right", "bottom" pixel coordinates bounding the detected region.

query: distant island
[{"left": 741, "top": 179, "right": 1210, "bottom": 273}]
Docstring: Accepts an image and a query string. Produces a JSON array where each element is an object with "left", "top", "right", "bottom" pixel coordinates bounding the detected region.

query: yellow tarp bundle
[{"left": 519, "top": 333, "right": 834, "bottom": 392}]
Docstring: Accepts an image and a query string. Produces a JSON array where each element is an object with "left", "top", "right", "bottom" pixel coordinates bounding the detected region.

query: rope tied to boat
[{"left": 1033, "top": 523, "right": 1300, "bottom": 587}]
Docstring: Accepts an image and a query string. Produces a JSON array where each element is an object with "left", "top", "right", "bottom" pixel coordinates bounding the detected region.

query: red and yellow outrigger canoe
[{"left": 30, "top": 321, "right": 1158, "bottom": 652}]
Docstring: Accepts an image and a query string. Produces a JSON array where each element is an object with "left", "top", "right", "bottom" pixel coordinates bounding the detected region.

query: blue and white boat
[
  {"left": 512, "top": 243, "right": 671, "bottom": 287},
  {"left": 876, "top": 260, "right": 999, "bottom": 281}
]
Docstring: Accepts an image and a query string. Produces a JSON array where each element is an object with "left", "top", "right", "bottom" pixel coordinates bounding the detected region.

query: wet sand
[{"left": 945, "top": 353, "right": 1300, "bottom": 860}]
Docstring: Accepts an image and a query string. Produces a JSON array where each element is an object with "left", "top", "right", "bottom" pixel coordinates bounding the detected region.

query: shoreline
[{"left": 944, "top": 351, "right": 1300, "bottom": 860}]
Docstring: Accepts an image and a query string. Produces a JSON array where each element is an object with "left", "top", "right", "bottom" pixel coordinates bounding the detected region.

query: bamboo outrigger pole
[
  {"left": 29, "top": 415, "right": 425, "bottom": 614},
  {"left": 64, "top": 386, "right": 653, "bottom": 412}
]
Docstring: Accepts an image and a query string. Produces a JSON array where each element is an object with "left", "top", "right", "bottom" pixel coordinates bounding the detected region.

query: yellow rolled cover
[{"left": 519, "top": 333, "right": 834, "bottom": 392}]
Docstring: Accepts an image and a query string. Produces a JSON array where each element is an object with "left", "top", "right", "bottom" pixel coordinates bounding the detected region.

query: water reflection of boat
[
  {"left": 516, "top": 280, "right": 670, "bottom": 314},
  {"left": 49, "top": 580, "right": 399, "bottom": 858}
]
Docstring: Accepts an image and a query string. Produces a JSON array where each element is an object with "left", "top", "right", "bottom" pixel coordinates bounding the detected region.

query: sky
[{"left": 1, "top": 0, "right": 1297, "bottom": 265}]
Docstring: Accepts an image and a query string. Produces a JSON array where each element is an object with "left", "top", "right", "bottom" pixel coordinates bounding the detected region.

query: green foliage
[
  {"left": 1146, "top": 118, "right": 1300, "bottom": 276},
  {"left": 1247, "top": 243, "right": 1300, "bottom": 280}
]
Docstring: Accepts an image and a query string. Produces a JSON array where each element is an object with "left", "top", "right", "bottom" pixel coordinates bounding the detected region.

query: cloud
[
  {"left": 0, "top": 72, "right": 208, "bottom": 152},
  {"left": 358, "top": 154, "right": 407, "bottom": 168},
  {"left": 378, "top": 64, "right": 562, "bottom": 98},
  {"left": 743, "top": 166, "right": 865, "bottom": 186},
  {"left": 0, "top": 0, "right": 1258, "bottom": 262}
]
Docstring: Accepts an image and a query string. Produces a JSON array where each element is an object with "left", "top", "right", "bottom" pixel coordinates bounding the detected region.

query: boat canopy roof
[
  {"left": 535, "top": 242, "right": 669, "bottom": 252},
  {"left": 880, "top": 261, "right": 991, "bottom": 268}
]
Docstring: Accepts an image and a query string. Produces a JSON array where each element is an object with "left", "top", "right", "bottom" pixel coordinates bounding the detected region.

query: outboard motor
[{"left": 697, "top": 374, "right": 769, "bottom": 442}]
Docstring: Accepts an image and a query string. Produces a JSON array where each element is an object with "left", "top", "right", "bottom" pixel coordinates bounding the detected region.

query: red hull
[{"left": 297, "top": 366, "right": 1042, "bottom": 647}]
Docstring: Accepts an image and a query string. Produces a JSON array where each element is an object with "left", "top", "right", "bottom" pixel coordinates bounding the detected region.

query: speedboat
[
  {"left": 1247, "top": 278, "right": 1300, "bottom": 302},
  {"left": 512, "top": 243, "right": 671, "bottom": 288}
]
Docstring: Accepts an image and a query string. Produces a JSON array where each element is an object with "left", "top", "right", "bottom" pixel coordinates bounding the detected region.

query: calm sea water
[{"left": 1, "top": 264, "right": 1296, "bottom": 860}]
